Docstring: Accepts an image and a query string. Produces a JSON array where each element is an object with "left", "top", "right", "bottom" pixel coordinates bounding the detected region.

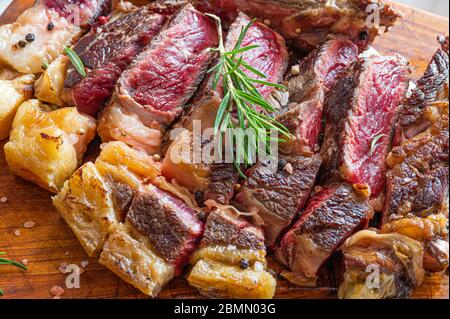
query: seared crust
[
  {"left": 236, "top": 153, "right": 322, "bottom": 247},
  {"left": 126, "top": 185, "right": 204, "bottom": 270}
]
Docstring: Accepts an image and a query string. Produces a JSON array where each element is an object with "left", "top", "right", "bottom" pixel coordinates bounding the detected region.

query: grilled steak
[
  {"left": 195, "top": 0, "right": 401, "bottom": 51},
  {"left": 162, "top": 13, "right": 287, "bottom": 197},
  {"left": 235, "top": 154, "right": 322, "bottom": 248},
  {"left": 276, "top": 183, "right": 373, "bottom": 285},
  {"left": 118, "top": 4, "right": 218, "bottom": 127},
  {"left": 201, "top": 207, "right": 265, "bottom": 250},
  {"left": 204, "top": 163, "right": 240, "bottom": 205},
  {"left": 188, "top": 207, "right": 276, "bottom": 299},
  {"left": 126, "top": 184, "right": 204, "bottom": 274},
  {"left": 63, "top": 2, "right": 179, "bottom": 116},
  {"left": 393, "top": 40, "right": 449, "bottom": 145},
  {"left": 273, "top": 39, "right": 359, "bottom": 154},
  {"left": 320, "top": 55, "right": 409, "bottom": 198},
  {"left": 98, "top": 4, "right": 218, "bottom": 154},
  {"left": 41, "top": 0, "right": 111, "bottom": 28},
  {"left": 383, "top": 42, "right": 449, "bottom": 273},
  {"left": 338, "top": 230, "right": 424, "bottom": 299}
]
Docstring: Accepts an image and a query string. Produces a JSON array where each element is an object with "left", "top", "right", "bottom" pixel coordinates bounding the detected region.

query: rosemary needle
[
  {"left": 65, "top": 46, "right": 87, "bottom": 78},
  {"left": 0, "top": 252, "right": 28, "bottom": 297}
]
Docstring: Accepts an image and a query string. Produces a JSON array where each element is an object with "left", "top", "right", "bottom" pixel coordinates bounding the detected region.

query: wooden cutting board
[{"left": 0, "top": 0, "right": 448, "bottom": 299}]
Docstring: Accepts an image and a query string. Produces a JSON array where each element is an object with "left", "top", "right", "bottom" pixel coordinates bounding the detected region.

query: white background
[{"left": 0, "top": 0, "right": 449, "bottom": 18}]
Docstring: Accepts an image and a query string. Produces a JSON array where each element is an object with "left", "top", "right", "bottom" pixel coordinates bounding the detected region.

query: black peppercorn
[
  {"left": 18, "top": 40, "right": 27, "bottom": 48},
  {"left": 239, "top": 259, "right": 250, "bottom": 269},
  {"left": 194, "top": 191, "right": 205, "bottom": 207},
  {"left": 47, "top": 22, "right": 55, "bottom": 31},
  {"left": 278, "top": 159, "right": 287, "bottom": 171},
  {"left": 25, "top": 33, "right": 35, "bottom": 42},
  {"left": 359, "top": 31, "right": 369, "bottom": 41}
]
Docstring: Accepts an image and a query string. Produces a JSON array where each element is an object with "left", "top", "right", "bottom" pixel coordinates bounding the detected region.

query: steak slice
[
  {"left": 126, "top": 183, "right": 204, "bottom": 274},
  {"left": 382, "top": 44, "right": 449, "bottom": 273},
  {"left": 187, "top": 207, "right": 277, "bottom": 299},
  {"left": 118, "top": 3, "right": 219, "bottom": 127},
  {"left": 393, "top": 41, "right": 449, "bottom": 145},
  {"left": 384, "top": 125, "right": 449, "bottom": 223},
  {"left": 195, "top": 0, "right": 401, "bottom": 51},
  {"left": 98, "top": 4, "right": 218, "bottom": 154},
  {"left": 320, "top": 55, "right": 409, "bottom": 198},
  {"left": 41, "top": 0, "right": 111, "bottom": 28},
  {"left": 63, "top": 2, "right": 179, "bottom": 116},
  {"left": 204, "top": 163, "right": 240, "bottom": 205},
  {"left": 201, "top": 208, "right": 265, "bottom": 250},
  {"left": 273, "top": 39, "right": 358, "bottom": 154},
  {"left": 276, "top": 183, "right": 373, "bottom": 285},
  {"left": 338, "top": 230, "right": 424, "bottom": 299},
  {"left": 162, "top": 13, "right": 287, "bottom": 197},
  {"left": 235, "top": 154, "right": 322, "bottom": 248}
]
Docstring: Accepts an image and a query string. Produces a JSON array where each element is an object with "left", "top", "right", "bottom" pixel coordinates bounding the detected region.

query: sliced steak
[
  {"left": 126, "top": 184, "right": 204, "bottom": 274},
  {"left": 63, "top": 2, "right": 180, "bottom": 116},
  {"left": 320, "top": 55, "right": 409, "bottom": 198},
  {"left": 117, "top": 3, "right": 218, "bottom": 127},
  {"left": 235, "top": 154, "right": 322, "bottom": 248},
  {"left": 41, "top": 0, "right": 111, "bottom": 28},
  {"left": 98, "top": 4, "right": 218, "bottom": 154},
  {"left": 201, "top": 208, "right": 265, "bottom": 250},
  {"left": 273, "top": 39, "right": 358, "bottom": 154},
  {"left": 195, "top": 0, "right": 401, "bottom": 51},
  {"left": 204, "top": 163, "right": 240, "bottom": 205},
  {"left": 276, "top": 183, "right": 373, "bottom": 284},
  {"left": 162, "top": 13, "right": 287, "bottom": 197},
  {"left": 382, "top": 43, "right": 449, "bottom": 273},
  {"left": 338, "top": 230, "right": 424, "bottom": 299},
  {"left": 393, "top": 42, "right": 449, "bottom": 145},
  {"left": 384, "top": 126, "right": 449, "bottom": 223}
]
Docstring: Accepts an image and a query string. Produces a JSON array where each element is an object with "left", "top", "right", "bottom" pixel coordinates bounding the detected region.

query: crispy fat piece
[
  {"left": 5, "top": 100, "right": 96, "bottom": 192},
  {"left": 53, "top": 162, "right": 117, "bottom": 256},
  {"left": 0, "top": 74, "right": 35, "bottom": 140},
  {"left": 53, "top": 141, "right": 161, "bottom": 256},
  {"left": 99, "top": 222, "right": 175, "bottom": 297},
  {"left": 338, "top": 229, "right": 424, "bottom": 299}
]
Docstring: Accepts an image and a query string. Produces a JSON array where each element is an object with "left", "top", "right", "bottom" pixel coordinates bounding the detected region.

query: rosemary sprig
[
  {"left": 65, "top": 47, "right": 86, "bottom": 78},
  {"left": 0, "top": 252, "right": 28, "bottom": 297},
  {"left": 206, "top": 14, "right": 290, "bottom": 175}
]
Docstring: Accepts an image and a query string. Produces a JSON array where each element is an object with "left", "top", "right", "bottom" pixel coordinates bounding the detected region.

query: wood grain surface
[{"left": 0, "top": 0, "right": 448, "bottom": 299}]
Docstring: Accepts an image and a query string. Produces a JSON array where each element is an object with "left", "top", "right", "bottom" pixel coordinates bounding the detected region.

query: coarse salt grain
[
  {"left": 80, "top": 260, "right": 89, "bottom": 268},
  {"left": 22, "top": 259, "right": 28, "bottom": 265},
  {"left": 291, "top": 65, "right": 300, "bottom": 75},
  {"left": 152, "top": 154, "right": 161, "bottom": 162},
  {"left": 284, "top": 163, "right": 294, "bottom": 175},
  {"left": 0, "top": 197, "right": 8, "bottom": 203},
  {"left": 295, "top": 28, "right": 302, "bottom": 34},
  {"left": 50, "top": 285, "right": 65, "bottom": 297},
  {"left": 24, "top": 221, "right": 36, "bottom": 229},
  {"left": 14, "top": 229, "right": 21, "bottom": 237},
  {"left": 58, "top": 262, "right": 68, "bottom": 273},
  {"left": 263, "top": 19, "right": 271, "bottom": 26}
]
